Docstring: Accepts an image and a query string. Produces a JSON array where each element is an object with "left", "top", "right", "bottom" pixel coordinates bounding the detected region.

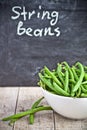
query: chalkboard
[{"left": 0, "top": 0, "right": 87, "bottom": 86}]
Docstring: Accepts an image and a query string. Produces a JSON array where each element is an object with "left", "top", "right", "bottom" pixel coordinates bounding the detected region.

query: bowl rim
[{"left": 41, "top": 87, "right": 87, "bottom": 100}]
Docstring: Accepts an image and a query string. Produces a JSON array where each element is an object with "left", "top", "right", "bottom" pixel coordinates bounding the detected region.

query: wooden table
[{"left": 0, "top": 87, "right": 87, "bottom": 130}]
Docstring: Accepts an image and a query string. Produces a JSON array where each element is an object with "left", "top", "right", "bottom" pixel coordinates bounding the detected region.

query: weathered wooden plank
[
  {"left": 1, "top": 87, "right": 87, "bottom": 130},
  {"left": 14, "top": 87, "right": 54, "bottom": 130},
  {"left": 81, "top": 119, "right": 87, "bottom": 130},
  {"left": 54, "top": 112, "right": 87, "bottom": 130},
  {"left": 0, "top": 87, "right": 19, "bottom": 130}
]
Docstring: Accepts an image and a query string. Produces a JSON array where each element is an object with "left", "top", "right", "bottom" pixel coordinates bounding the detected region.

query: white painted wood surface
[
  {"left": 0, "top": 87, "right": 87, "bottom": 130},
  {"left": 0, "top": 87, "right": 19, "bottom": 130},
  {"left": 14, "top": 87, "right": 54, "bottom": 130}
]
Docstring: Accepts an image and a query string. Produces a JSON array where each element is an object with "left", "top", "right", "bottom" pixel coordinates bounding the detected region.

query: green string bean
[
  {"left": 64, "top": 70, "right": 69, "bottom": 92},
  {"left": 72, "top": 62, "right": 84, "bottom": 92},
  {"left": 2, "top": 106, "right": 52, "bottom": 121},
  {"left": 29, "top": 97, "right": 44, "bottom": 124},
  {"left": 44, "top": 66, "right": 63, "bottom": 88}
]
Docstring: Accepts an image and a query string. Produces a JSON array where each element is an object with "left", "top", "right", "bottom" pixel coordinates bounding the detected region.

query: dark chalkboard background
[{"left": 0, "top": 0, "right": 87, "bottom": 86}]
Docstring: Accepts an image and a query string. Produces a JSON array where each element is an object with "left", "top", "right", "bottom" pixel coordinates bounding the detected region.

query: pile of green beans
[{"left": 38, "top": 61, "right": 87, "bottom": 98}]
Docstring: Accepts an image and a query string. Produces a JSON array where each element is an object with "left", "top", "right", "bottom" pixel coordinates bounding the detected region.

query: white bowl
[{"left": 41, "top": 88, "right": 87, "bottom": 119}]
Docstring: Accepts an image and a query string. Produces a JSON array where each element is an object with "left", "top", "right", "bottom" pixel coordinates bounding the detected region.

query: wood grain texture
[
  {"left": 0, "top": 87, "right": 19, "bottom": 130},
  {"left": 54, "top": 107, "right": 87, "bottom": 130},
  {"left": 54, "top": 113, "right": 82, "bottom": 130},
  {"left": 0, "top": 87, "right": 87, "bottom": 130},
  {"left": 14, "top": 87, "right": 54, "bottom": 130}
]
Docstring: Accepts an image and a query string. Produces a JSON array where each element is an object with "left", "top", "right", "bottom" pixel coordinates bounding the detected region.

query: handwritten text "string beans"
[{"left": 11, "top": 5, "right": 60, "bottom": 37}]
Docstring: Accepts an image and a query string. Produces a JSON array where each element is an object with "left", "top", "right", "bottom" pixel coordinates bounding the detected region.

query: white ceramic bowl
[{"left": 41, "top": 88, "right": 87, "bottom": 119}]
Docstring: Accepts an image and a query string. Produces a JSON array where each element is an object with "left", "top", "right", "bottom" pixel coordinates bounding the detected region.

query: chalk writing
[{"left": 11, "top": 5, "right": 60, "bottom": 37}]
